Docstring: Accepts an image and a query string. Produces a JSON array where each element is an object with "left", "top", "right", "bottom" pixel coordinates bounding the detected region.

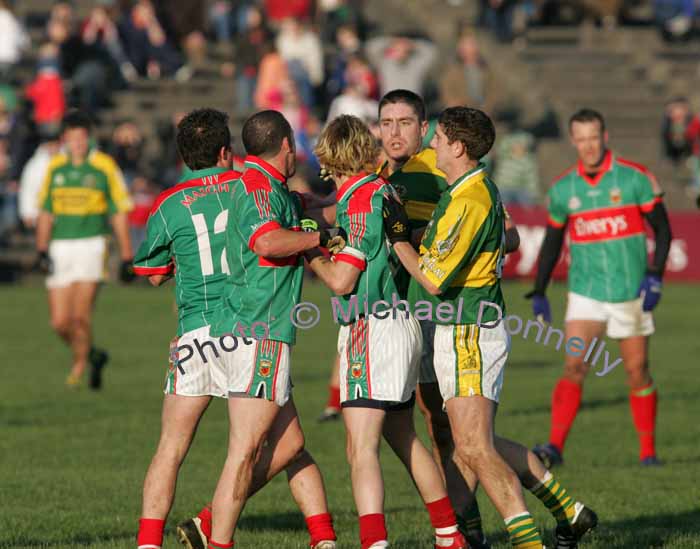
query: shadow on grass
[{"left": 238, "top": 510, "right": 306, "bottom": 532}]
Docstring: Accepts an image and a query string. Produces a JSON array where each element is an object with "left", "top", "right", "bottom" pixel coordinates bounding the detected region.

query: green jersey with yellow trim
[
  {"left": 415, "top": 163, "right": 506, "bottom": 325},
  {"left": 38, "top": 150, "right": 132, "bottom": 239},
  {"left": 547, "top": 151, "right": 661, "bottom": 302},
  {"left": 133, "top": 167, "right": 242, "bottom": 336},
  {"left": 331, "top": 172, "right": 400, "bottom": 326},
  {"left": 211, "top": 156, "right": 305, "bottom": 345}
]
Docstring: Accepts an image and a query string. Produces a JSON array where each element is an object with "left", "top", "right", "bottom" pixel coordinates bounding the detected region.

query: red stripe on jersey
[
  {"left": 241, "top": 167, "right": 273, "bottom": 194},
  {"left": 568, "top": 204, "right": 645, "bottom": 243},
  {"left": 149, "top": 170, "right": 241, "bottom": 215},
  {"left": 640, "top": 196, "right": 662, "bottom": 213},
  {"left": 133, "top": 264, "right": 174, "bottom": 275},
  {"left": 616, "top": 156, "right": 652, "bottom": 175},
  {"left": 258, "top": 255, "right": 299, "bottom": 267},
  {"left": 334, "top": 252, "right": 366, "bottom": 271},
  {"left": 270, "top": 341, "right": 282, "bottom": 401},
  {"left": 248, "top": 220, "right": 282, "bottom": 251},
  {"left": 548, "top": 216, "right": 566, "bottom": 229}
]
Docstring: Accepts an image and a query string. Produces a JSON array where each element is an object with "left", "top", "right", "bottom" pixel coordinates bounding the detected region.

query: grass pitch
[{"left": 2, "top": 280, "right": 699, "bottom": 548}]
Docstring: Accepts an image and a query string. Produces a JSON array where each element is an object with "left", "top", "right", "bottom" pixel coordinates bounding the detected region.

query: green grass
[{"left": 2, "top": 280, "right": 699, "bottom": 548}]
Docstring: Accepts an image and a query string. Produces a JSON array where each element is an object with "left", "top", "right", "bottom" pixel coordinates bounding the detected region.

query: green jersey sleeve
[
  {"left": 546, "top": 184, "right": 568, "bottom": 227},
  {"left": 133, "top": 209, "right": 174, "bottom": 275},
  {"left": 334, "top": 189, "right": 384, "bottom": 271}
]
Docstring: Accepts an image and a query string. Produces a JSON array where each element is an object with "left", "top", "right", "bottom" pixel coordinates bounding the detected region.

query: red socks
[
  {"left": 137, "top": 518, "right": 165, "bottom": 548},
  {"left": 630, "top": 383, "right": 658, "bottom": 459},
  {"left": 197, "top": 505, "right": 213, "bottom": 539},
  {"left": 306, "top": 513, "right": 336, "bottom": 546},
  {"left": 359, "top": 513, "right": 387, "bottom": 549},
  {"left": 327, "top": 385, "right": 341, "bottom": 410},
  {"left": 425, "top": 496, "right": 458, "bottom": 530},
  {"left": 550, "top": 378, "right": 582, "bottom": 452},
  {"left": 208, "top": 541, "right": 233, "bottom": 549}
]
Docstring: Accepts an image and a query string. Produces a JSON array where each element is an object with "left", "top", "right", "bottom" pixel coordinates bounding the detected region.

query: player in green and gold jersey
[{"left": 35, "top": 110, "right": 134, "bottom": 390}]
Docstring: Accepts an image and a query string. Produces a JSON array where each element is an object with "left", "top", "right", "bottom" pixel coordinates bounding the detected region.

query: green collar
[{"left": 449, "top": 163, "right": 486, "bottom": 195}]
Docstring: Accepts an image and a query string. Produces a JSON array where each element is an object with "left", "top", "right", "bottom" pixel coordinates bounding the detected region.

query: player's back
[{"left": 139, "top": 168, "right": 241, "bottom": 335}]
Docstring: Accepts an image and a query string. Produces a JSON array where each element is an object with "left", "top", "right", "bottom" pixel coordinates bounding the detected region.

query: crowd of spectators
[{"left": 1, "top": 0, "right": 699, "bottom": 251}]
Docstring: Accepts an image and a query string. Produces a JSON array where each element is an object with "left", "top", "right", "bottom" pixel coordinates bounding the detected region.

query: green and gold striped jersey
[
  {"left": 415, "top": 163, "right": 506, "bottom": 325},
  {"left": 38, "top": 150, "right": 132, "bottom": 240}
]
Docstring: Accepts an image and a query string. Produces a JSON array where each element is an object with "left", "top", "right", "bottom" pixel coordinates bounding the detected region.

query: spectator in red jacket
[{"left": 25, "top": 43, "right": 66, "bottom": 135}]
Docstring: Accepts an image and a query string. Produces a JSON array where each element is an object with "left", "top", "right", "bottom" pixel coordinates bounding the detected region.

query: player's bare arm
[
  {"left": 307, "top": 255, "right": 360, "bottom": 296},
  {"left": 110, "top": 212, "right": 134, "bottom": 261},
  {"left": 253, "top": 228, "right": 320, "bottom": 258},
  {"left": 35, "top": 210, "right": 53, "bottom": 253}
]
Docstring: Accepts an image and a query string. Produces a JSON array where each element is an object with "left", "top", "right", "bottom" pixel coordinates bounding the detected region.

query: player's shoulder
[
  {"left": 346, "top": 175, "right": 388, "bottom": 215},
  {"left": 87, "top": 149, "right": 120, "bottom": 173},
  {"left": 615, "top": 155, "right": 661, "bottom": 193},
  {"left": 46, "top": 152, "right": 69, "bottom": 173},
  {"left": 402, "top": 148, "right": 446, "bottom": 179},
  {"left": 239, "top": 166, "right": 274, "bottom": 194},
  {"left": 549, "top": 163, "right": 577, "bottom": 190}
]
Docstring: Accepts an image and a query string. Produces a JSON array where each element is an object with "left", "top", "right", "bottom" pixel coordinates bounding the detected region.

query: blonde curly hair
[{"left": 314, "top": 115, "right": 380, "bottom": 179}]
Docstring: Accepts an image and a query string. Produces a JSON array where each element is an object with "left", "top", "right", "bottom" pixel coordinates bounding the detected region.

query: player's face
[
  {"left": 379, "top": 102, "right": 426, "bottom": 165},
  {"left": 63, "top": 127, "right": 90, "bottom": 162},
  {"left": 570, "top": 120, "right": 607, "bottom": 170},
  {"left": 430, "top": 123, "right": 452, "bottom": 174}
]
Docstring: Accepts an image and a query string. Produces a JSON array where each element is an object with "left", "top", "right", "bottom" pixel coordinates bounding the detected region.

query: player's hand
[
  {"left": 525, "top": 290, "right": 551, "bottom": 324},
  {"left": 120, "top": 259, "right": 136, "bottom": 283},
  {"left": 382, "top": 193, "right": 410, "bottom": 244},
  {"left": 300, "top": 218, "right": 347, "bottom": 254},
  {"left": 35, "top": 250, "right": 53, "bottom": 275},
  {"left": 638, "top": 272, "right": 662, "bottom": 311}
]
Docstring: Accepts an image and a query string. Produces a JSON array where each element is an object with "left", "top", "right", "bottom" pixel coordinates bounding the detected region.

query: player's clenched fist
[
  {"left": 300, "top": 218, "right": 347, "bottom": 254},
  {"left": 34, "top": 250, "right": 53, "bottom": 275},
  {"left": 382, "top": 193, "right": 410, "bottom": 244}
]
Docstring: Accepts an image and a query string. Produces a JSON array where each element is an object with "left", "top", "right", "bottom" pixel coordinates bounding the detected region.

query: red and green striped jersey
[
  {"left": 332, "top": 172, "right": 399, "bottom": 325},
  {"left": 38, "top": 150, "right": 132, "bottom": 239},
  {"left": 547, "top": 150, "right": 662, "bottom": 302},
  {"left": 211, "top": 156, "right": 305, "bottom": 345},
  {"left": 133, "top": 167, "right": 241, "bottom": 336}
]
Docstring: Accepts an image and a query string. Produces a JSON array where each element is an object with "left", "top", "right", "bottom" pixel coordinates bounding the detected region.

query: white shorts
[
  {"left": 46, "top": 236, "right": 108, "bottom": 288},
  {"left": 165, "top": 325, "right": 233, "bottom": 397},
  {"left": 434, "top": 322, "right": 510, "bottom": 403},
  {"left": 565, "top": 292, "right": 654, "bottom": 339},
  {"left": 337, "top": 312, "right": 421, "bottom": 404},
  {"left": 223, "top": 337, "right": 292, "bottom": 407},
  {"left": 418, "top": 319, "right": 438, "bottom": 384}
]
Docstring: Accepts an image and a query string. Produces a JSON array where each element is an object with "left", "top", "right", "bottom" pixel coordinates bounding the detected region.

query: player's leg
[
  {"left": 318, "top": 354, "right": 341, "bottom": 422},
  {"left": 534, "top": 316, "right": 605, "bottom": 467},
  {"left": 209, "top": 395, "right": 280, "bottom": 546},
  {"left": 47, "top": 285, "right": 74, "bottom": 363},
  {"left": 70, "top": 281, "right": 101, "bottom": 386},
  {"left": 382, "top": 403, "right": 466, "bottom": 549},
  {"left": 342, "top": 404, "right": 388, "bottom": 549},
  {"left": 447, "top": 396, "right": 543, "bottom": 548},
  {"left": 138, "top": 394, "right": 211, "bottom": 549},
  {"left": 494, "top": 435, "right": 598, "bottom": 544},
  {"left": 619, "top": 335, "right": 658, "bottom": 463}
]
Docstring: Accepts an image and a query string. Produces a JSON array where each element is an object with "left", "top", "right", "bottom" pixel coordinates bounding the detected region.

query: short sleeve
[
  {"left": 635, "top": 170, "right": 662, "bottom": 213},
  {"left": 38, "top": 166, "right": 54, "bottom": 212},
  {"left": 546, "top": 185, "right": 568, "bottom": 228},
  {"left": 104, "top": 158, "right": 133, "bottom": 214},
  {"left": 334, "top": 191, "right": 383, "bottom": 271},
  {"left": 238, "top": 186, "right": 286, "bottom": 251},
  {"left": 133, "top": 208, "right": 174, "bottom": 275},
  {"left": 419, "top": 197, "right": 490, "bottom": 291}
]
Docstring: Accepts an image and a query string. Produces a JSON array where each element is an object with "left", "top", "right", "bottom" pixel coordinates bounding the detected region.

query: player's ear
[
  {"left": 420, "top": 120, "right": 428, "bottom": 139},
  {"left": 603, "top": 130, "right": 609, "bottom": 145},
  {"left": 219, "top": 145, "right": 231, "bottom": 165}
]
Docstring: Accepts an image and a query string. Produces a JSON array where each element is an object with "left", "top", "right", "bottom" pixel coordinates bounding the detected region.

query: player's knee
[
  {"left": 454, "top": 443, "right": 489, "bottom": 471},
  {"left": 625, "top": 360, "right": 650, "bottom": 387},
  {"left": 50, "top": 317, "right": 71, "bottom": 337},
  {"left": 563, "top": 358, "right": 588, "bottom": 384}
]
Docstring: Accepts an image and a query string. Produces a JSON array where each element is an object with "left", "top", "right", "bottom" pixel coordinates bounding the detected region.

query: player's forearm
[
  {"left": 533, "top": 224, "right": 565, "bottom": 294},
  {"left": 505, "top": 224, "right": 520, "bottom": 254},
  {"left": 111, "top": 212, "right": 134, "bottom": 260},
  {"left": 644, "top": 202, "right": 672, "bottom": 277},
  {"left": 308, "top": 255, "right": 359, "bottom": 295},
  {"left": 148, "top": 273, "right": 173, "bottom": 287},
  {"left": 254, "top": 229, "right": 320, "bottom": 258},
  {"left": 35, "top": 211, "right": 53, "bottom": 251},
  {"left": 392, "top": 242, "right": 441, "bottom": 296}
]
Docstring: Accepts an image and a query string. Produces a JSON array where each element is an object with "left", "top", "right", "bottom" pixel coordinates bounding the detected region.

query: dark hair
[
  {"left": 438, "top": 106, "right": 494, "bottom": 160},
  {"left": 176, "top": 108, "right": 231, "bottom": 170},
  {"left": 378, "top": 89, "right": 426, "bottom": 122},
  {"left": 241, "top": 110, "right": 294, "bottom": 157},
  {"left": 61, "top": 109, "right": 93, "bottom": 133},
  {"left": 569, "top": 108, "right": 606, "bottom": 133}
]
